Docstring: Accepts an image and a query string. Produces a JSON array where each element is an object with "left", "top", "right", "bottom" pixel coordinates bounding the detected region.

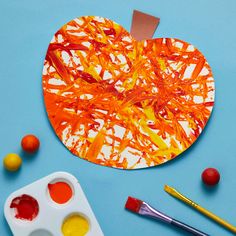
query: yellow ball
[{"left": 3, "top": 153, "right": 22, "bottom": 171}]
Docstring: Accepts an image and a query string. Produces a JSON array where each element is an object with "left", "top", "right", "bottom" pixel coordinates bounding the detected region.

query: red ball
[
  {"left": 201, "top": 168, "right": 220, "bottom": 186},
  {"left": 21, "top": 134, "right": 40, "bottom": 153}
]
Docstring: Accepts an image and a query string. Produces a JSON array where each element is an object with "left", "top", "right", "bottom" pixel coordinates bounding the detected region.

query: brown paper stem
[{"left": 130, "top": 10, "right": 160, "bottom": 41}]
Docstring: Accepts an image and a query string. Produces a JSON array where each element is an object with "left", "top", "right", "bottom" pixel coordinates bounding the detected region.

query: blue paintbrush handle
[{"left": 171, "top": 219, "right": 209, "bottom": 236}]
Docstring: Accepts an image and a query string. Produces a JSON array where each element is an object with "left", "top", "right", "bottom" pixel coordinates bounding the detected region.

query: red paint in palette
[{"left": 10, "top": 194, "right": 39, "bottom": 221}]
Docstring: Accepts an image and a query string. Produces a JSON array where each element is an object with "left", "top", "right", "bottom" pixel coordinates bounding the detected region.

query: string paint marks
[
  {"left": 48, "top": 182, "right": 73, "bottom": 204},
  {"left": 62, "top": 214, "right": 89, "bottom": 236},
  {"left": 10, "top": 194, "right": 39, "bottom": 221},
  {"left": 42, "top": 16, "right": 215, "bottom": 169}
]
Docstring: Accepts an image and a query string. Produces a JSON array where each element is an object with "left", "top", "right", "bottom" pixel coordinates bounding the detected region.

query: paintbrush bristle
[
  {"left": 164, "top": 185, "right": 179, "bottom": 197},
  {"left": 125, "top": 196, "right": 143, "bottom": 213},
  {"left": 164, "top": 185, "right": 172, "bottom": 193}
]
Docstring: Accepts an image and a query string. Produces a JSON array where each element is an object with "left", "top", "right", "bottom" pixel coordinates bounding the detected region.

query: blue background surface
[{"left": 0, "top": 0, "right": 236, "bottom": 235}]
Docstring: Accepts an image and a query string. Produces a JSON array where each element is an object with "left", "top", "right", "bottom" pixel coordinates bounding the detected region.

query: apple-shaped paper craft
[{"left": 42, "top": 16, "right": 214, "bottom": 169}]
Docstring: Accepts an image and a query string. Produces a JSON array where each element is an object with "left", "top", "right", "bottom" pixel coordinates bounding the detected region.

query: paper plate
[{"left": 42, "top": 16, "right": 215, "bottom": 169}]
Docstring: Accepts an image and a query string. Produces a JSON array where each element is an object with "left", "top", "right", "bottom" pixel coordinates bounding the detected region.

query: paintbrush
[
  {"left": 164, "top": 185, "right": 236, "bottom": 234},
  {"left": 125, "top": 196, "right": 209, "bottom": 236}
]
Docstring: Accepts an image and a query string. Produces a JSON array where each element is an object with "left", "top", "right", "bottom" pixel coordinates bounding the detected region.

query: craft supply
[
  {"left": 3, "top": 153, "right": 22, "bottom": 171},
  {"left": 201, "top": 168, "right": 220, "bottom": 186},
  {"left": 48, "top": 181, "right": 73, "bottom": 204},
  {"left": 164, "top": 185, "right": 236, "bottom": 233},
  {"left": 42, "top": 13, "right": 215, "bottom": 169},
  {"left": 62, "top": 214, "right": 90, "bottom": 236},
  {"left": 10, "top": 194, "right": 39, "bottom": 221},
  {"left": 4, "top": 172, "right": 104, "bottom": 236},
  {"left": 130, "top": 10, "right": 160, "bottom": 41},
  {"left": 21, "top": 134, "right": 40, "bottom": 153},
  {"left": 125, "top": 196, "right": 209, "bottom": 236}
]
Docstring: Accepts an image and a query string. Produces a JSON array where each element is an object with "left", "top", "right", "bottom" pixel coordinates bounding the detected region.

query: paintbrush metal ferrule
[{"left": 139, "top": 201, "right": 172, "bottom": 224}]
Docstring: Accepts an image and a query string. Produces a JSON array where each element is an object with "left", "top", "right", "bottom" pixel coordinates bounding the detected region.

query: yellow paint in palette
[{"left": 62, "top": 214, "right": 89, "bottom": 236}]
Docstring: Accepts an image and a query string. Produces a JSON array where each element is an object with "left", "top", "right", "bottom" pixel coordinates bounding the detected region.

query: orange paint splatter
[
  {"left": 48, "top": 182, "right": 73, "bottom": 204},
  {"left": 42, "top": 16, "right": 215, "bottom": 169}
]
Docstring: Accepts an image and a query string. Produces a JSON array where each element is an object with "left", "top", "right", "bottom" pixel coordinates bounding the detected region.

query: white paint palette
[{"left": 4, "top": 172, "right": 104, "bottom": 236}]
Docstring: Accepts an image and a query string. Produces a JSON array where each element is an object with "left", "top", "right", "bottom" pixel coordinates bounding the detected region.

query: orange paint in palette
[
  {"left": 48, "top": 182, "right": 73, "bottom": 204},
  {"left": 4, "top": 172, "right": 104, "bottom": 236}
]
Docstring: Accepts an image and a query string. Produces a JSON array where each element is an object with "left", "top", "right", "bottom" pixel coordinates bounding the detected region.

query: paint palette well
[{"left": 4, "top": 172, "right": 104, "bottom": 236}]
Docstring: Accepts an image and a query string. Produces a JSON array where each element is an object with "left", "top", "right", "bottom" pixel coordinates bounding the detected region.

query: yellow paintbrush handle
[
  {"left": 196, "top": 205, "right": 236, "bottom": 233},
  {"left": 164, "top": 185, "right": 236, "bottom": 234}
]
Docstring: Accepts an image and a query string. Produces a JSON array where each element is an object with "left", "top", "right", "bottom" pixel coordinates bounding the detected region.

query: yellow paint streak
[
  {"left": 144, "top": 107, "right": 156, "bottom": 121},
  {"left": 84, "top": 65, "right": 102, "bottom": 82},
  {"left": 157, "top": 58, "right": 166, "bottom": 71},
  {"left": 140, "top": 119, "right": 168, "bottom": 149},
  {"left": 153, "top": 147, "right": 182, "bottom": 157}
]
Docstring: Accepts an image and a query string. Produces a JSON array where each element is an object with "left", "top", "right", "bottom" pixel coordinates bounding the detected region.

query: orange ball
[{"left": 21, "top": 134, "right": 40, "bottom": 153}]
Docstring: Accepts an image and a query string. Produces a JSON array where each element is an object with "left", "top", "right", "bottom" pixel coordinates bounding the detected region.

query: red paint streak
[
  {"left": 77, "top": 70, "right": 97, "bottom": 83},
  {"left": 104, "top": 28, "right": 116, "bottom": 36},
  {"left": 89, "top": 40, "right": 106, "bottom": 50},
  {"left": 48, "top": 182, "right": 72, "bottom": 204},
  {"left": 10, "top": 194, "right": 39, "bottom": 221},
  {"left": 125, "top": 196, "right": 142, "bottom": 213},
  {"left": 48, "top": 43, "right": 88, "bottom": 54}
]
